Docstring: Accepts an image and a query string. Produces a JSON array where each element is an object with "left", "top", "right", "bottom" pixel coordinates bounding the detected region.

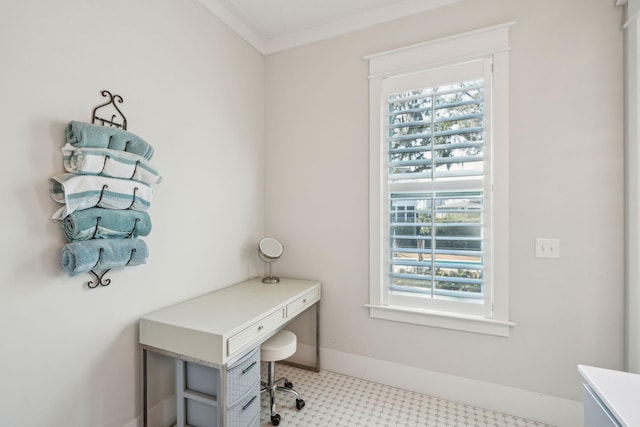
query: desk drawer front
[
  {"left": 228, "top": 309, "right": 284, "bottom": 356},
  {"left": 185, "top": 398, "right": 217, "bottom": 427},
  {"left": 227, "top": 382, "right": 261, "bottom": 427},
  {"left": 287, "top": 287, "right": 319, "bottom": 318},
  {"left": 227, "top": 347, "right": 260, "bottom": 405},
  {"left": 184, "top": 361, "right": 219, "bottom": 397},
  {"left": 246, "top": 410, "right": 260, "bottom": 427}
]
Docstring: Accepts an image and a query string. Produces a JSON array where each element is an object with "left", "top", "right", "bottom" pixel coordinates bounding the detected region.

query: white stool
[{"left": 261, "top": 330, "right": 305, "bottom": 426}]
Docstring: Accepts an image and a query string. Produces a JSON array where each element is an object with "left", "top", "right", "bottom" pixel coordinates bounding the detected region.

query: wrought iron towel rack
[{"left": 87, "top": 90, "right": 128, "bottom": 288}]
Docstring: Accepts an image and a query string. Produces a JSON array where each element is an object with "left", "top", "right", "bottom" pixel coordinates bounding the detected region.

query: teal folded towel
[
  {"left": 65, "top": 121, "right": 154, "bottom": 160},
  {"left": 61, "top": 208, "right": 152, "bottom": 241},
  {"left": 60, "top": 239, "right": 148, "bottom": 276}
]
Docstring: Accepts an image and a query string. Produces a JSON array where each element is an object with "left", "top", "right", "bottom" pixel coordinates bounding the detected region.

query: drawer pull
[
  {"left": 303, "top": 298, "right": 307, "bottom": 303},
  {"left": 257, "top": 325, "right": 264, "bottom": 331},
  {"left": 241, "top": 361, "right": 257, "bottom": 374},
  {"left": 242, "top": 395, "right": 257, "bottom": 411}
]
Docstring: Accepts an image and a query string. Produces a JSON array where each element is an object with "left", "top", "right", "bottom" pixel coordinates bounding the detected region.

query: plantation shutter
[{"left": 381, "top": 59, "right": 492, "bottom": 316}]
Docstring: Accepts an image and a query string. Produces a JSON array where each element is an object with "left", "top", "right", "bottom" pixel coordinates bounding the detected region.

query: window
[{"left": 367, "top": 23, "right": 514, "bottom": 336}]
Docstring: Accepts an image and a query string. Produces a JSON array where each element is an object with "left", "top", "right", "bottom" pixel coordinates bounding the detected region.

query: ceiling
[{"left": 197, "top": 0, "right": 463, "bottom": 54}]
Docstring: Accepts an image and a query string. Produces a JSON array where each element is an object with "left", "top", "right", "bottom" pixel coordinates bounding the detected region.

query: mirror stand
[
  {"left": 262, "top": 262, "right": 279, "bottom": 284},
  {"left": 258, "top": 237, "right": 284, "bottom": 284}
]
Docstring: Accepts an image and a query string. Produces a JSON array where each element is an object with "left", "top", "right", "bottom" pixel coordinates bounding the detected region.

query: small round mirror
[
  {"left": 258, "top": 237, "right": 284, "bottom": 260},
  {"left": 258, "top": 237, "right": 283, "bottom": 283}
]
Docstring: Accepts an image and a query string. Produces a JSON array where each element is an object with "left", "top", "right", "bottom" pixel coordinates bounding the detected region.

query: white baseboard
[
  {"left": 285, "top": 340, "right": 318, "bottom": 367},
  {"left": 124, "top": 395, "right": 176, "bottom": 427},
  {"left": 316, "top": 345, "right": 583, "bottom": 427}
]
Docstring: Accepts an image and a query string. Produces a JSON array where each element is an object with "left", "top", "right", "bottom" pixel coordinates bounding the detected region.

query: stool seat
[
  {"left": 261, "top": 330, "right": 297, "bottom": 362},
  {"left": 261, "top": 330, "right": 305, "bottom": 426}
]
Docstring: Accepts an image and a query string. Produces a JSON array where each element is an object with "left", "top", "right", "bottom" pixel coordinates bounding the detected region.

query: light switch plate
[{"left": 535, "top": 238, "right": 560, "bottom": 259}]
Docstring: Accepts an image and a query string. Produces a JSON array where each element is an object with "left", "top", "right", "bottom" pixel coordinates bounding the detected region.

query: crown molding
[
  {"left": 197, "top": 0, "right": 266, "bottom": 53},
  {"left": 263, "top": 0, "right": 464, "bottom": 55},
  {"left": 198, "top": 0, "right": 463, "bottom": 55}
]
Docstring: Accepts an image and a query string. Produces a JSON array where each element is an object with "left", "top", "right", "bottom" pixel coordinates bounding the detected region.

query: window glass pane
[
  {"left": 389, "top": 195, "right": 432, "bottom": 293},
  {"left": 433, "top": 192, "right": 483, "bottom": 297},
  {"left": 389, "top": 191, "right": 483, "bottom": 301},
  {"left": 388, "top": 80, "right": 484, "bottom": 182},
  {"left": 388, "top": 90, "right": 433, "bottom": 178}
]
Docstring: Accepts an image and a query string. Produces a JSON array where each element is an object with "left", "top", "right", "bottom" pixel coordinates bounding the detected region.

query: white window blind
[
  {"left": 386, "top": 66, "right": 485, "bottom": 183},
  {"left": 383, "top": 59, "right": 491, "bottom": 317}
]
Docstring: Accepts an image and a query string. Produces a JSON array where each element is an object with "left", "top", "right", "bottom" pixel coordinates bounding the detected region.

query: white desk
[
  {"left": 139, "top": 277, "right": 321, "bottom": 427},
  {"left": 578, "top": 365, "right": 640, "bottom": 427}
]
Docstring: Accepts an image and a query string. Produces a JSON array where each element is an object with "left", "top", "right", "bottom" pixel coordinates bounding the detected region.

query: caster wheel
[
  {"left": 284, "top": 380, "right": 293, "bottom": 389},
  {"left": 296, "top": 399, "right": 305, "bottom": 410},
  {"left": 271, "top": 413, "right": 281, "bottom": 425}
]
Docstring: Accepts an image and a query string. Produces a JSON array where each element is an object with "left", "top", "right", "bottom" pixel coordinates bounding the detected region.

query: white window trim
[{"left": 366, "top": 22, "right": 515, "bottom": 337}]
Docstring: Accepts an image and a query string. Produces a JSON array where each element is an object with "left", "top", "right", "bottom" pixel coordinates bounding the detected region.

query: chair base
[{"left": 261, "top": 361, "right": 305, "bottom": 425}]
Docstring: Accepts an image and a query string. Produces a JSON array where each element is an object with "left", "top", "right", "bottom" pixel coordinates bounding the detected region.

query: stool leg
[
  {"left": 262, "top": 360, "right": 306, "bottom": 424},
  {"left": 267, "top": 361, "right": 281, "bottom": 425},
  {"left": 268, "top": 361, "right": 276, "bottom": 417},
  {"left": 276, "top": 385, "right": 302, "bottom": 400}
]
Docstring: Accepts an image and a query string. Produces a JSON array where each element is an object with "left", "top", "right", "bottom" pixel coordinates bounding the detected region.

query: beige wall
[
  {"left": 0, "top": 0, "right": 264, "bottom": 426},
  {"left": 265, "top": 0, "right": 624, "bottom": 405}
]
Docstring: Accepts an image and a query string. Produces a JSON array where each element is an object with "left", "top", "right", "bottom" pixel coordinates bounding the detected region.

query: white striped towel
[
  {"left": 61, "top": 143, "right": 162, "bottom": 185},
  {"left": 50, "top": 173, "right": 152, "bottom": 221}
]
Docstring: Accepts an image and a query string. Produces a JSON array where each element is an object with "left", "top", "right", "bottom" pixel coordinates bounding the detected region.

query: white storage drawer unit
[
  {"left": 176, "top": 347, "right": 261, "bottom": 427},
  {"left": 227, "top": 347, "right": 260, "bottom": 404},
  {"left": 227, "top": 382, "right": 261, "bottom": 427}
]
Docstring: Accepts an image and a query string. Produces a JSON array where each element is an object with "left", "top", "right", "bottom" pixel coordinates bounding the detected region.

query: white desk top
[
  {"left": 578, "top": 364, "right": 640, "bottom": 427},
  {"left": 139, "top": 277, "right": 321, "bottom": 366}
]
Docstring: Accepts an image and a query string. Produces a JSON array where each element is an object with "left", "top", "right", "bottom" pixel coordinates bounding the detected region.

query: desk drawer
[
  {"left": 228, "top": 382, "right": 261, "bottom": 427},
  {"left": 286, "top": 287, "right": 319, "bottom": 318},
  {"left": 227, "top": 347, "right": 260, "bottom": 405},
  {"left": 228, "top": 309, "right": 284, "bottom": 356}
]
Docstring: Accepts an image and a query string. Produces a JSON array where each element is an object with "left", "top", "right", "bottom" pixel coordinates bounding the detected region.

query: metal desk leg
[
  {"left": 175, "top": 360, "right": 185, "bottom": 427},
  {"left": 142, "top": 347, "right": 148, "bottom": 427},
  {"left": 315, "top": 301, "right": 320, "bottom": 372}
]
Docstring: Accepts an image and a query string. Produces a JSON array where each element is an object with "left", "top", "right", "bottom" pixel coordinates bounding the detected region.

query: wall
[
  {"left": 625, "top": 0, "right": 640, "bottom": 375},
  {"left": 264, "top": 0, "right": 624, "bottom": 424},
  {"left": 0, "top": 0, "right": 625, "bottom": 425},
  {"left": 0, "top": 0, "right": 264, "bottom": 426}
]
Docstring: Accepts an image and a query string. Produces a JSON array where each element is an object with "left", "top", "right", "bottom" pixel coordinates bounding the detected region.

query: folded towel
[
  {"left": 65, "top": 121, "right": 154, "bottom": 160},
  {"left": 50, "top": 173, "right": 152, "bottom": 221},
  {"left": 60, "top": 207, "right": 152, "bottom": 241},
  {"left": 61, "top": 143, "right": 162, "bottom": 185},
  {"left": 60, "top": 239, "right": 148, "bottom": 276}
]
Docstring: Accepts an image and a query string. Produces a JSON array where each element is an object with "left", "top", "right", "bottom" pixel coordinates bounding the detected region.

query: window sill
[{"left": 365, "top": 304, "right": 515, "bottom": 337}]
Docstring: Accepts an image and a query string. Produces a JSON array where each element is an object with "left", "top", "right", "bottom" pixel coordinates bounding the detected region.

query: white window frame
[{"left": 366, "top": 22, "right": 515, "bottom": 336}]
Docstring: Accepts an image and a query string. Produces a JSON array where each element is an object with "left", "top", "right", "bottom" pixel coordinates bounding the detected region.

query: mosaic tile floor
[{"left": 259, "top": 363, "right": 554, "bottom": 427}]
